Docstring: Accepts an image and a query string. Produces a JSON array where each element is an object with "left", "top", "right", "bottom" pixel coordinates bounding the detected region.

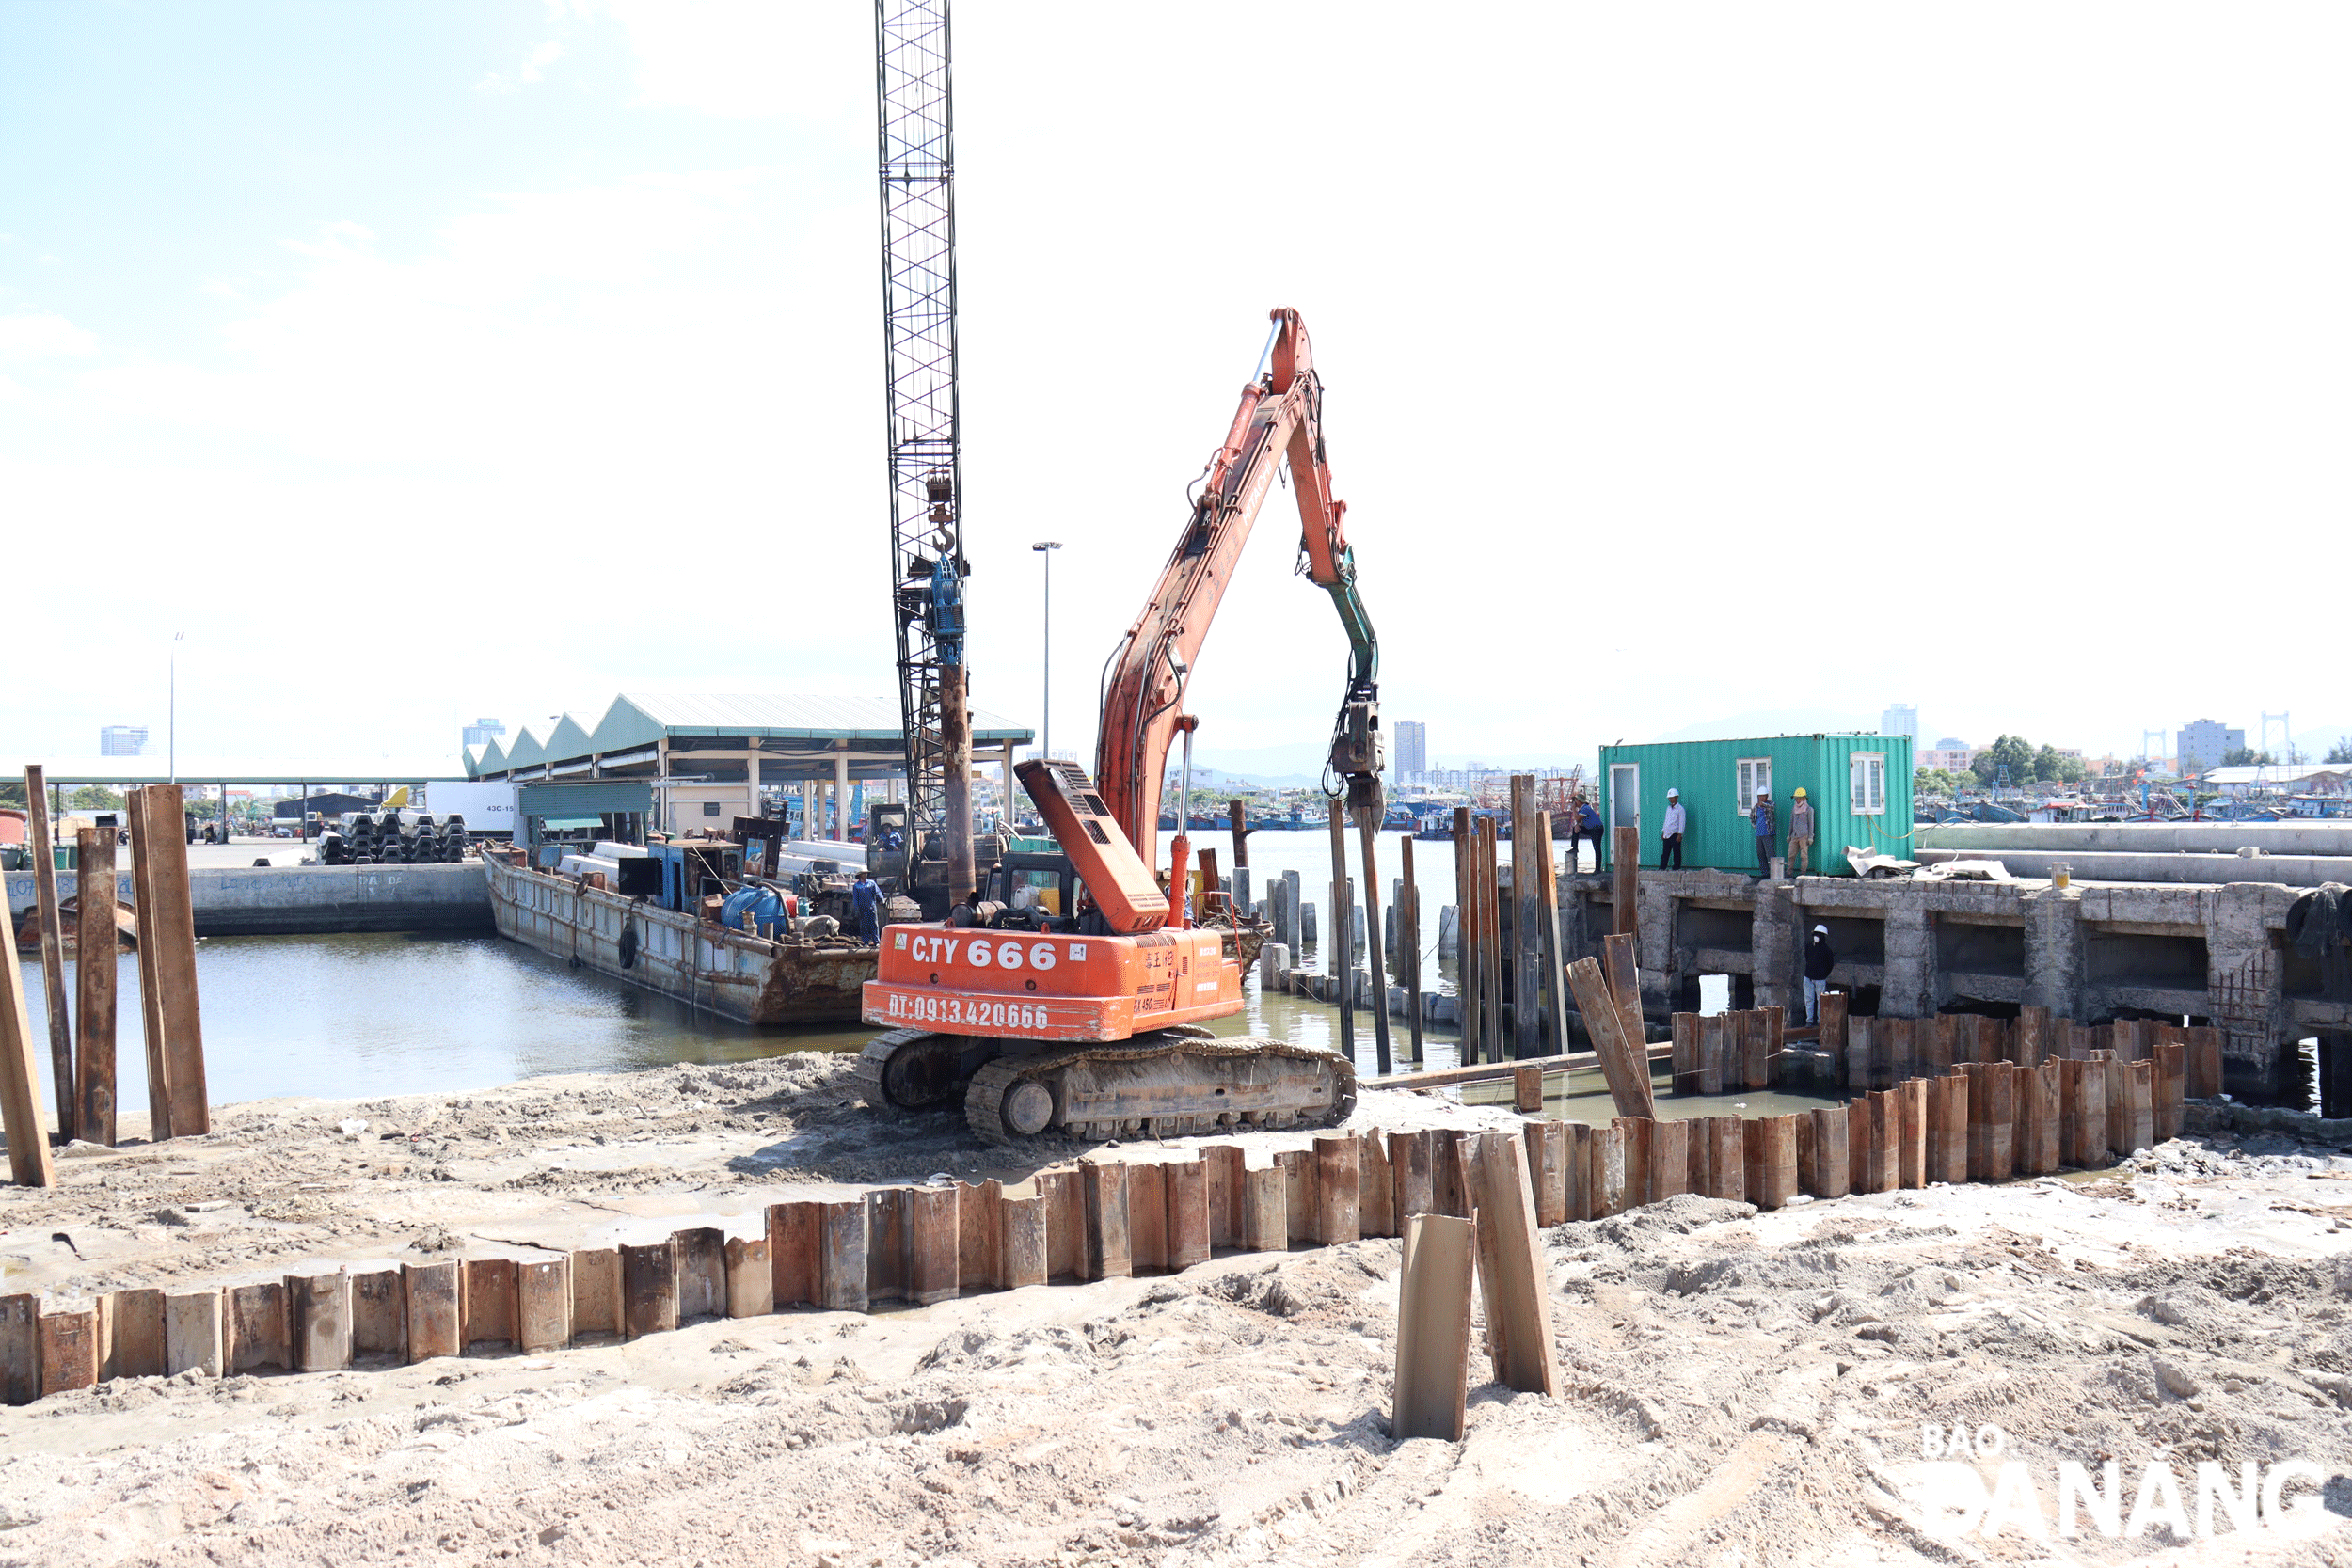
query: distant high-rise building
[
  {"left": 1394, "top": 720, "right": 1427, "bottom": 780},
  {"left": 2177, "top": 719, "right": 2245, "bottom": 774},
  {"left": 1881, "top": 704, "right": 1918, "bottom": 741},
  {"left": 99, "top": 725, "right": 148, "bottom": 756},
  {"left": 462, "top": 717, "right": 507, "bottom": 749}
]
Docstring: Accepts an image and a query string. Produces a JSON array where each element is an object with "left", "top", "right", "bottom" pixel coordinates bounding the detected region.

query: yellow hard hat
[{"left": 1793, "top": 786, "right": 1807, "bottom": 798}]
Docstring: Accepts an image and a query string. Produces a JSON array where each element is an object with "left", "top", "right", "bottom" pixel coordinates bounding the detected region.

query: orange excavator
[{"left": 857, "top": 307, "right": 1384, "bottom": 1143}]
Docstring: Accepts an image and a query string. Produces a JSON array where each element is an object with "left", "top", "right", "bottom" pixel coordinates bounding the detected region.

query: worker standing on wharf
[
  {"left": 1752, "top": 789, "right": 1776, "bottom": 877},
  {"left": 1660, "top": 788, "right": 1686, "bottom": 869},
  {"left": 851, "top": 871, "right": 883, "bottom": 946},
  {"left": 1788, "top": 786, "right": 1814, "bottom": 877},
  {"left": 1574, "top": 797, "right": 1604, "bottom": 872},
  {"left": 1804, "top": 923, "right": 1836, "bottom": 1024}
]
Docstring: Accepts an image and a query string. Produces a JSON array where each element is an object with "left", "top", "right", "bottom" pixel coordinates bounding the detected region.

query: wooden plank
[
  {"left": 463, "top": 1258, "right": 518, "bottom": 1351},
  {"left": 957, "top": 1179, "right": 1002, "bottom": 1291},
  {"left": 1512, "top": 1064, "right": 1544, "bottom": 1114},
  {"left": 1698, "top": 1011, "right": 1727, "bottom": 1095},
  {"left": 1453, "top": 808, "right": 1479, "bottom": 1064},
  {"left": 1927, "top": 1014, "right": 1958, "bottom": 1077},
  {"left": 2127, "top": 1060, "right": 2154, "bottom": 1153},
  {"left": 1034, "top": 1169, "right": 1083, "bottom": 1282},
  {"left": 1933, "top": 1073, "right": 1969, "bottom": 1185},
  {"left": 1845, "top": 1016, "right": 1873, "bottom": 1093},
  {"left": 1847, "top": 1097, "right": 1869, "bottom": 1192},
  {"left": 1362, "top": 1039, "right": 1676, "bottom": 1092},
  {"left": 1277, "top": 1148, "right": 1317, "bottom": 1243},
  {"left": 135, "top": 785, "right": 211, "bottom": 1137},
  {"left": 1592, "top": 1122, "right": 1626, "bottom": 1214},
  {"left": 572, "top": 1247, "right": 624, "bottom": 1336},
  {"left": 1000, "top": 1196, "right": 1048, "bottom": 1288},
  {"left": 1819, "top": 990, "right": 1849, "bottom": 1079},
  {"left": 1082, "top": 1162, "right": 1132, "bottom": 1280},
  {"left": 1679, "top": 1117, "right": 1705, "bottom": 1207},
  {"left": 1402, "top": 833, "right": 1428, "bottom": 1065},
  {"left": 1600, "top": 934, "right": 1657, "bottom": 1115},
  {"left": 2153, "top": 1040, "right": 2185, "bottom": 1141},
  {"left": 1764, "top": 1006, "right": 1785, "bottom": 1089},
  {"left": 621, "top": 1242, "right": 678, "bottom": 1338},
  {"left": 163, "top": 1289, "right": 223, "bottom": 1377},
  {"left": 1984, "top": 1065, "right": 2017, "bottom": 1179},
  {"left": 23, "top": 768, "right": 74, "bottom": 1145},
  {"left": 519, "top": 1257, "right": 573, "bottom": 1350},
  {"left": 1389, "top": 1130, "right": 1433, "bottom": 1223},
  {"left": 403, "top": 1261, "right": 460, "bottom": 1362},
  {"left": 1871, "top": 1092, "right": 1901, "bottom": 1193},
  {"left": 2185, "top": 1027, "right": 2223, "bottom": 1099},
  {"left": 1202, "top": 1144, "right": 1245, "bottom": 1248},
  {"left": 40, "top": 1306, "right": 98, "bottom": 1395},
  {"left": 226, "top": 1282, "right": 289, "bottom": 1372},
  {"left": 1671, "top": 1013, "right": 1700, "bottom": 1096},
  {"left": 351, "top": 1268, "right": 405, "bottom": 1359},
  {"left": 2018, "top": 1005, "right": 2050, "bottom": 1068},
  {"left": 1391, "top": 1213, "right": 1475, "bottom": 1441},
  {"left": 1566, "top": 957, "right": 1651, "bottom": 1117},
  {"left": 906, "top": 1185, "right": 958, "bottom": 1305},
  {"left": 0, "top": 1294, "right": 36, "bottom": 1402},
  {"left": 1470, "top": 1132, "right": 1561, "bottom": 1395},
  {"left": 1740, "top": 1010, "right": 1770, "bottom": 1090},
  {"left": 720, "top": 1233, "right": 772, "bottom": 1320},
  {"left": 864, "top": 1191, "right": 907, "bottom": 1304},
  {"left": 1243, "top": 1164, "right": 1286, "bottom": 1251},
  {"left": 1708, "top": 1117, "right": 1745, "bottom": 1202},
  {"left": 1358, "top": 1132, "right": 1396, "bottom": 1239},
  {"left": 673, "top": 1227, "right": 726, "bottom": 1321},
  {"left": 73, "top": 827, "right": 118, "bottom": 1148},
  {"left": 1647, "top": 1117, "right": 1689, "bottom": 1203},
  {"left": 1566, "top": 1120, "right": 1595, "bottom": 1222},
  {"left": 1804, "top": 1106, "right": 1850, "bottom": 1199},
  {"left": 1897, "top": 1079, "right": 1927, "bottom": 1189},
  {"left": 1315, "top": 1134, "right": 1360, "bottom": 1244},
  {"left": 1510, "top": 777, "right": 1544, "bottom": 1059},
  {"left": 1752, "top": 1115, "right": 1798, "bottom": 1210},
  {"left": 1529, "top": 808, "right": 1565, "bottom": 1059},
  {"left": 2021, "top": 1060, "right": 2061, "bottom": 1176},
  {"left": 103, "top": 1287, "right": 167, "bottom": 1379},
  {"left": 1524, "top": 1120, "right": 1567, "bottom": 1226},
  {"left": 1167, "top": 1158, "right": 1210, "bottom": 1270},
  {"left": 125, "top": 790, "right": 171, "bottom": 1140},
  {"left": 769, "top": 1202, "right": 818, "bottom": 1309},
  {"left": 288, "top": 1270, "right": 352, "bottom": 1371},
  {"left": 818, "top": 1199, "right": 867, "bottom": 1311},
  {"left": 1613, "top": 824, "right": 1640, "bottom": 943},
  {"left": 1741, "top": 1116, "right": 1764, "bottom": 1208},
  {"left": 0, "top": 915, "right": 55, "bottom": 1183},
  {"left": 1614, "top": 1116, "right": 1651, "bottom": 1205},
  {"left": 1128, "top": 1163, "right": 1168, "bottom": 1273}
]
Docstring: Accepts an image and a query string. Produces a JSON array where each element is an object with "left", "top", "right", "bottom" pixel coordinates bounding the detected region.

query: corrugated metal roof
[{"left": 617, "top": 693, "right": 1029, "bottom": 740}]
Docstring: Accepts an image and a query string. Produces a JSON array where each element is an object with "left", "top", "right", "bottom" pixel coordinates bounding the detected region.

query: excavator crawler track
[
  {"left": 854, "top": 1029, "right": 964, "bottom": 1117},
  {"left": 964, "top": 1031, "right": 1357, "bottom": 1146}
]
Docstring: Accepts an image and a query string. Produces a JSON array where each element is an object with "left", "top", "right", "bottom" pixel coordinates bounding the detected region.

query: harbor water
[{"left": 10, "top": 826, "right": 1843, "bottom": 1123}]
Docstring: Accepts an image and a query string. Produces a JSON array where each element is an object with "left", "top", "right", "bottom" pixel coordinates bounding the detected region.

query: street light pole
[
  {"left": 1031, "top": 542, "right": 1062, "bottom": 767},
  {"left": 169, "top": 630, "right": 185, "bottom": 783}
]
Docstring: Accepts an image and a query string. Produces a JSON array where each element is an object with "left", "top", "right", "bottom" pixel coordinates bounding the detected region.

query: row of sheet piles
[
  {"left": 1669, "top": 1007, "right": 1784, "bottom": 1094},
  {"left": 1815, "top": 1007, "right": 2219, "bottom": 1100},
  {"left": 0, "top": 1058, "right": 2191, "bottom": 1405}
]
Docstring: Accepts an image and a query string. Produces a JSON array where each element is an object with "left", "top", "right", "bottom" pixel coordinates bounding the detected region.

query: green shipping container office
[{"left": 1596, "top": 734, "right": 1913, "bottom": 876}]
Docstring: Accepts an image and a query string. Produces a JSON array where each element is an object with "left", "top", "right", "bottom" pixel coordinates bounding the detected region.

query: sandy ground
[{"left": 4, "top": 1053, "right": 2352, "bottom": 1567}]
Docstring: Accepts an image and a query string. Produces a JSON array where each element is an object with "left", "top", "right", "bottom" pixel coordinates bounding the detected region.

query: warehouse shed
[{"left": 1597, "top": 733, "right": 1914, "bottom": 876}]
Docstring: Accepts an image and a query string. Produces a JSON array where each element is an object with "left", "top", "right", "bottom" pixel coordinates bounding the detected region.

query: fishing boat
[{"left": 481, "top": 839, "right": 874, "bottom": 1025}]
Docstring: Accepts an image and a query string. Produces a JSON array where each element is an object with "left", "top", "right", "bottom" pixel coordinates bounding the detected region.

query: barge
[{"left": 482, "top": 843, "right": 873, "bottom": 1025}]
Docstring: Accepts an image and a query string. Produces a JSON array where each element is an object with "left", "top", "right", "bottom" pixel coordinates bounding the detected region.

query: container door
[{"left": 1610, "top": 765, "right": 1640, "bottom": 829}]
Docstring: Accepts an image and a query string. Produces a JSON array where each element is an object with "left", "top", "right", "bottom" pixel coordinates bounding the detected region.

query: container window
[
  {"left": 1851, "top": 752, "right": 1886, "bottom": 816},
  {"left": 703, "top": 801, "right": 723, "bottom": 817},
  {"left": 1737, "top": 758, "right": 1772, "bottom": 816}
]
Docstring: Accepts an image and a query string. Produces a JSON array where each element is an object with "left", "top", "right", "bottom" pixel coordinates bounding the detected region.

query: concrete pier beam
[{"left": 2022, "top": 886, "right": 2084, "bottom": 1020}]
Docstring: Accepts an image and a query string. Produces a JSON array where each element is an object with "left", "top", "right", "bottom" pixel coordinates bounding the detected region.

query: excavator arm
[{"left": 1095, "top": 307, "right": 1383, "bottom": 886}]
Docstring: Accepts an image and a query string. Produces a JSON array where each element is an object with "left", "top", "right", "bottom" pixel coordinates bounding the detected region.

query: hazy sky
[{"left": 6, "top": 3, "right": 2345, "bottom": 773}]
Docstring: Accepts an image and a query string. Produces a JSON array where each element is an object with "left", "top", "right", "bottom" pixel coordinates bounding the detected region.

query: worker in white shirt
[{"left": 1660, "top": 788, "right": 1686, "bottom": 869}]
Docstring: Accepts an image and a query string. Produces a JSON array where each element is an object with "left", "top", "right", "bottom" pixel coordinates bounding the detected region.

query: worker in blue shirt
[
  {"left": 851, "top": 870, "right": 884, "bottom": 945},
  {"left": 1574, "top": 798, "right": 1604, "bottom": 873},
  {"left": 1752, "top": 789, "right": 1776, "bottom": 877}
]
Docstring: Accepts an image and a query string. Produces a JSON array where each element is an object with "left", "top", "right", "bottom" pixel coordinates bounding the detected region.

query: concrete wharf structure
[{"left": 1549, "top": 826, "right": 2352, "bottom": 1100}]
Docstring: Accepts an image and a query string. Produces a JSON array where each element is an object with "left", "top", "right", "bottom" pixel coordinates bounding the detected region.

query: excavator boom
[{"left": 1096, "top": 307, "right": 1383, "bottom": 876}]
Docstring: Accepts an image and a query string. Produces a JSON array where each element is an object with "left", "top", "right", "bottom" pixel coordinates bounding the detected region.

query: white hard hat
[
  {"left": 1666, "top": 788, "right": 1679, "bottom": 798},
  {"left": 1814, "top": 924, "right": 1829, "bottom": 934}
]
